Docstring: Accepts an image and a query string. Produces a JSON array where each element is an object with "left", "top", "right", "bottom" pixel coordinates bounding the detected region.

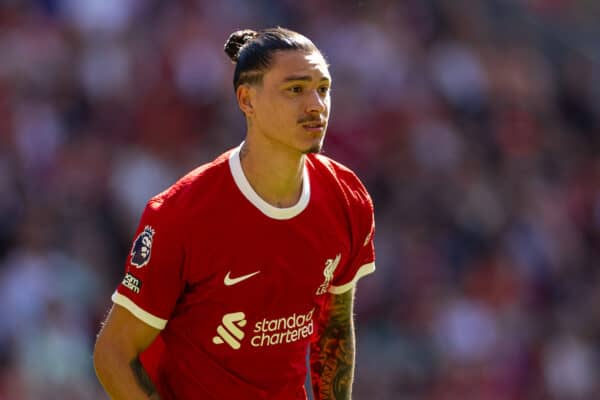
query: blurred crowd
[{"left": 1, "top": 0, "right": 600, "bottom": 399}]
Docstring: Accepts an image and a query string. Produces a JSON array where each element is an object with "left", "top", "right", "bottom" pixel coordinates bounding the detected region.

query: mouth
[{"left": 301, "top": 121, "right": 326, "bottom": 133}]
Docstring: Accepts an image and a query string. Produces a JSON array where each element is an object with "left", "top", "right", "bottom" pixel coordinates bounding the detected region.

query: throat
[
  {"left": 239, "top": 144, "right": 306, "bottom": 208},
  {"left": 253, "top": 180, "right": 304, "bottom": 208}
]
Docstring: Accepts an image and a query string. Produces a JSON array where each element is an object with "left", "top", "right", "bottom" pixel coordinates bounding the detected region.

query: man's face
[{"left": 249, "top": 50, "right": 331, "bottom": 154}]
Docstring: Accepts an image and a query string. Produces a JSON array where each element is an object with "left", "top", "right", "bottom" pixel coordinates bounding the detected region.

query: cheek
[
  {"left": 264, "top": 102, "right": 295, "bottom": 125},
  {"left": 254, "top": 91, "right": 300, "bottom": 130},
  {"left": 256, "top": 104, "right": 288, "bottom": 132},
  {"left": 256, "top": 94, "right": 277, "bottom": 114}
]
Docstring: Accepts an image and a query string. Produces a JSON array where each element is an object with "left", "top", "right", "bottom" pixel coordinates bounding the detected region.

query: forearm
[
  {"left": 94, "top": 344, "right": 161, "bottom": 399},
  {"left": 310, "top": 289, "right": 356, "bottom": 400}
]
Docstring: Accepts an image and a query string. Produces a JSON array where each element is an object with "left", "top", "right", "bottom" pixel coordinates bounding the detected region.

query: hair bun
[{"left": 224, "top": 29, "right": 258, "bottom": 62}]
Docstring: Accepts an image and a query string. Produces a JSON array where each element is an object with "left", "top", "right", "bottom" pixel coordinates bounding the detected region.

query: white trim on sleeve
[
  {"left": 328, "top": 262, "right": 376, "bottom": 294},
  {"left": 112, "top": 291, "right": 168, "bottom": 330}
]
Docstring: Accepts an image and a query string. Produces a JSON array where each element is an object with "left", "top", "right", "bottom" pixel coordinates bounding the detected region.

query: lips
[
  {"left": 301, "top": 120, "right": 326, "bottom": 129},
  {"left": 303, "top": 122, "right": 324, "bottom": 128}
]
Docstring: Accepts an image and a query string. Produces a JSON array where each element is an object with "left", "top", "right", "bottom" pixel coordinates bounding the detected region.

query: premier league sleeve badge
[{"left": 130, "top": 225, "right": 156, "bottom": 268}]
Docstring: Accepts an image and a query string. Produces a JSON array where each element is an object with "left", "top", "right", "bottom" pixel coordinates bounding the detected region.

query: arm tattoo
[
  {"left": 130, "top": 357, "right": 160, "bottom": 399},
  {"left": 310, "top": 288, "right": 355, "bottom": 400}
]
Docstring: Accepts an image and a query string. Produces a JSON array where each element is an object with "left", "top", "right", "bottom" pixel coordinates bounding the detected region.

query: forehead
[{"left": 264, "top": 50, "right": 331, "bottom": 83}]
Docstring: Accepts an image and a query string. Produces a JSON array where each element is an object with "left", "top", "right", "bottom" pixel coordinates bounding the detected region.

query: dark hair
[{"left": 224, "top": 27, "right": 321, "bottom": 91}]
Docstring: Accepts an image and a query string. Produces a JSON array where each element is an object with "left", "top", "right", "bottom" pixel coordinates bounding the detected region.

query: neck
[{"left": 239, "top": 137, "right": 306, "bottom": 208}]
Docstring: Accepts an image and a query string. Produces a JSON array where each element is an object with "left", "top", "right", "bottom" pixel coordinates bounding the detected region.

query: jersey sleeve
[
  {"left": 328, "top": 175, "right": 376, "bottom": 294},
  {"left": 112, "top": 198, "right": 185, "bottom": 330}
]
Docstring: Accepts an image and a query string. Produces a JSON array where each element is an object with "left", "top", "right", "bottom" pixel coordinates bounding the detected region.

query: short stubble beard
[{"left": 304, "top": 141, "right": 324, "bottom": 154}]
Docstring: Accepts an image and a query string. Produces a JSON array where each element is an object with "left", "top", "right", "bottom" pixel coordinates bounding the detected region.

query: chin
[
  {"left": 302, "top": 140, "right": 324, "bottom": 154},
  {"left": 303, "top": 146, "right": 322, "bottom": 155}
]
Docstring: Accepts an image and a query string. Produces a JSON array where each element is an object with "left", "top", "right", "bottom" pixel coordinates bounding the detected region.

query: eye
[
  {"left": 318, "top": 86, "right": 330, "bottom": 95},
  {"left": 288, "top": 86, "right": 303, "bottom": 94}
]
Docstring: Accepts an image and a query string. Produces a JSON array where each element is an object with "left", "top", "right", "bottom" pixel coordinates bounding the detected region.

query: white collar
[{"left": 228, "top": 144, "right": 310, "bottom": 220}]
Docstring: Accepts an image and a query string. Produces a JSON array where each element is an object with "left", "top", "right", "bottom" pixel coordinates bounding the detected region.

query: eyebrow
[{"left": 282, "top": 75, "right": 331, "bottom": 83}]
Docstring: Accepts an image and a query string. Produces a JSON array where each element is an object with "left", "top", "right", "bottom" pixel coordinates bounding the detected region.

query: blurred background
[{"left": 1, "top": 0, "right": 600, "bottom": 399}]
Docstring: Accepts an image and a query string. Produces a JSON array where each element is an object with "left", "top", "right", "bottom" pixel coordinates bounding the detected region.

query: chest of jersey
[
  {"left": 165, "top": 181, "right": 351, "bottom": 357},
  {"left": 187, "top": 196, "right": 347, "bottom": 298}
]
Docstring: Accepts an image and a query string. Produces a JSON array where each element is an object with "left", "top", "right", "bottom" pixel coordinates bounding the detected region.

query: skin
[
  {"left": 237, "top": 50, "right": 331, "bottom": 208},
  {"left": 310, "top": 288, "right": 356, "bottom": 400},
  {"left": 94, "top": 305, "right": 161, "bottom": 399},
  {"left": 94, "top": 49, "right": 354, "bottom": 400},
  {"left": 239, "top": 50, "right": 356, "bottom": 399}
]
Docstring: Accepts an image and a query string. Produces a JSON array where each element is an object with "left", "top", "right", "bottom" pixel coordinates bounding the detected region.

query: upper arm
[
  {"left": 330, "top": 287, "right": 354, "bottom": 320},
  {"left": 328, "top": 169, "right": 376, "bottom": 294},
  {"left": 95, "top": 304, "right": 161, "bottom": 360},
  {"left": 319, "top": 286, "right": 355, "bottom": 330},
  {"left": 93, "top": 302, "right": 164, "bottom": 399},
  {"left": 310, "top": 287, "right": 356, "bottom": 399},
  {"left": 112, "top": 199, "right": 186, "bottom": 328}
]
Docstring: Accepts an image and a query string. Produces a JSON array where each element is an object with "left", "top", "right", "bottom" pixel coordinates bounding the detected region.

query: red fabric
[{"left": 115, "top": 147, "right": 376, "bottom": 399}]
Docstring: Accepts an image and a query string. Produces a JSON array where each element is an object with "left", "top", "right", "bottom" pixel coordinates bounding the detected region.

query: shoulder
[
  {"left": 307, "top": 153, "right": 373, "bottom": 210},
  {"left": 146, "top": 149, "right": 233, "bottom": 217}
]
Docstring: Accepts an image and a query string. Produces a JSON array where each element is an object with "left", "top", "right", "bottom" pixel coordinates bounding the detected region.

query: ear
[{"left": 236, "top": 84, "right": 255, "bottom": 117}]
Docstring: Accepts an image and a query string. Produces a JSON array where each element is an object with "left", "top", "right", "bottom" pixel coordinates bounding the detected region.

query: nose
[{"left": 305, "top": 89, "right": 327, "bottom": 114}]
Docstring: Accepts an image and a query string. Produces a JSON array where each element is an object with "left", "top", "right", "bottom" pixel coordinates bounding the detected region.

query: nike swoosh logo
[{"left": 224, "top": 270, "right": 261, "bottom": 286}]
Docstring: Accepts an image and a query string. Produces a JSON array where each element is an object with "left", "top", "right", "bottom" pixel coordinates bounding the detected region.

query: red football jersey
[{"left": 112, "top": 144, "right": 376, "bottom": 400}]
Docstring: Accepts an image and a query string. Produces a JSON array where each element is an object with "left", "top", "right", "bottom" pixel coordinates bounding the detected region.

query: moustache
[{"left": 297, "top": 116, "right": 326, "bottom": 124}]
